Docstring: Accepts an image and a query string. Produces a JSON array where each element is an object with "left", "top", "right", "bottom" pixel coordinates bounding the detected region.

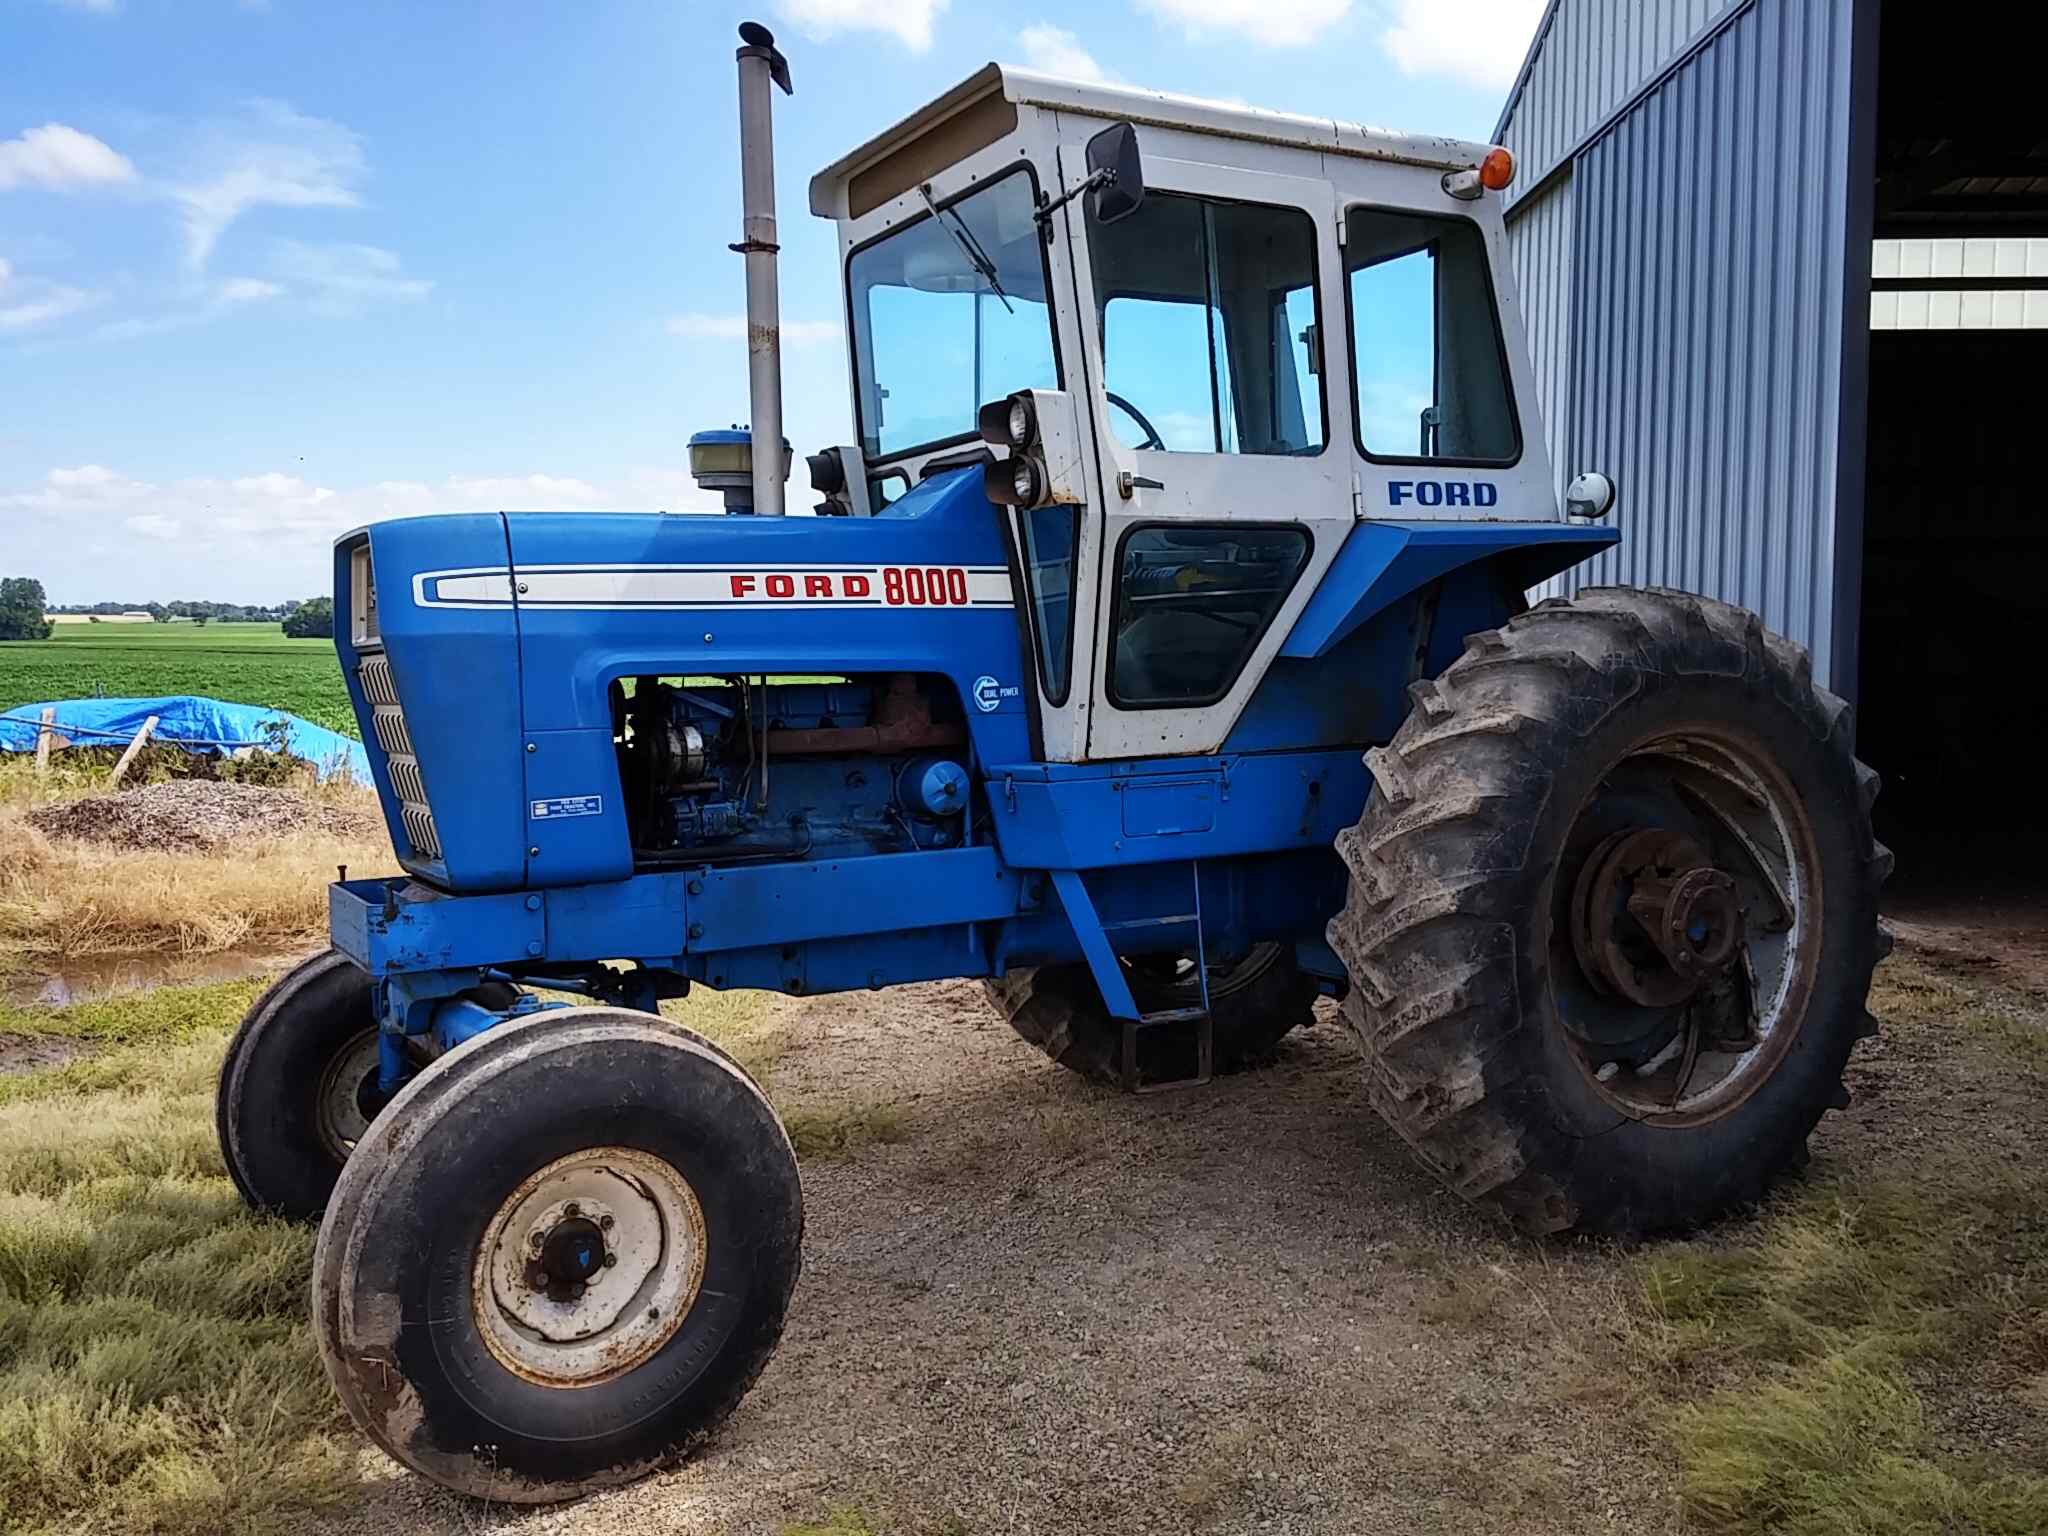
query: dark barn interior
[{"left": 1857, "top": 5, "right": 2048, "bottom": 900}]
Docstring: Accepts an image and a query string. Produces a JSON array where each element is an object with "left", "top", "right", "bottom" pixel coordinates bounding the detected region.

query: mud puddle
[{"left": 2, "top": 945, "right": 309, "bottom": 1009}]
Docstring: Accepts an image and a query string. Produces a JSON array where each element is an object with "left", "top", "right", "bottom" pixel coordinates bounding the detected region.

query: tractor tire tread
[{"left": 1327, "top": 586, "right": 1890, "bottom": 1237}]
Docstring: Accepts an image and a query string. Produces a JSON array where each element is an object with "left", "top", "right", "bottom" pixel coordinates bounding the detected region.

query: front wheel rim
[
  {"left": 1552, "top": 725, "right": 1823, "bottom": 1126},
  {"left": 314, "top": 1028, "right": 382, "bottom": 1163},
  {"left": 472, "top": 1146, "right": 707, "bottom": 1388}
]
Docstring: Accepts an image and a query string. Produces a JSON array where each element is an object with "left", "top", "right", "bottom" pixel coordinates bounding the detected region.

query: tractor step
[{"left": 1121, "top": 1008, "right": 1214, "bottom": 1094}]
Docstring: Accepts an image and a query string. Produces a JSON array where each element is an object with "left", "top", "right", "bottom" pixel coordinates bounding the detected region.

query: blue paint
[
  {"left": 328, "top": 477, "right": 1622, "bottom": 1056},
  {"left": 1279, "top": 519, "right": 1619, "bottom": 659}
]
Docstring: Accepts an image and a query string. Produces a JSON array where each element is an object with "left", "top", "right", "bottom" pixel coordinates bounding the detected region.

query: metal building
[{"left": 1495, "top": 0, "right": 2047, "bottom": 869}]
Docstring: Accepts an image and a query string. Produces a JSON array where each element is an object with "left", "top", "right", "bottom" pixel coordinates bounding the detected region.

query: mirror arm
[{"left": 1034, "top": 168, "right": 1114, "bottom": 232}]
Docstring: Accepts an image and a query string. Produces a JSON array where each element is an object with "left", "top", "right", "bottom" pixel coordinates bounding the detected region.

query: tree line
[{"left": 0, "top": 578, "right": 335, "bottom": 641}]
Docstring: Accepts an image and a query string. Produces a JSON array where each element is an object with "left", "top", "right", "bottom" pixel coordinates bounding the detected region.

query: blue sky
[{"left": 1, "top": 0, "right": 1542, "bottom": 602}]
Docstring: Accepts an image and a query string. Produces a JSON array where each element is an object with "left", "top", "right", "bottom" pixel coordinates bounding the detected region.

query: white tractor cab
[{"left": 808, "top": 67, "right": 1588, "bottom": 762}]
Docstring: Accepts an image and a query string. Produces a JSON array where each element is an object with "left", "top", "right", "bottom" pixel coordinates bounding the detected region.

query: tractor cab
[{"left": 806, "top": 65, "right": 1563, "bottom": 761}]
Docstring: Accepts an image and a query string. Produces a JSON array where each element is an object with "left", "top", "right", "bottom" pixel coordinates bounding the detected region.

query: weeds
[
  {"left": 0, "top": 987, "right": 351, "bottom": 1535},
  {"left": 1620, "top": 949, "right": 2048, "bottom": 1532},
  {"left": 784, "top": 1101, "right": 910, "bottom": 1161},
  {"left": 0, "top": 808, "right": 387, "bottom": 975}
]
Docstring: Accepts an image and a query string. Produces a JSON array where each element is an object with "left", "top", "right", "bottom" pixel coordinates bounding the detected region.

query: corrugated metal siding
[
  {"left": 1553, "top": 0, "right": 1858, "bottom": 685},
  {"left": 1500, "top": 0, "right": 1740, "bottom": 192},
  {"left": 1507, "top": 174, "right": 1576, "bottom": 500}
]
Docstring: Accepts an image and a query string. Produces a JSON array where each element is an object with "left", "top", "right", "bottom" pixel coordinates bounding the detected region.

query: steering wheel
[{"left": 1105, "top": 391, "right": 1167, "bottom": 452}]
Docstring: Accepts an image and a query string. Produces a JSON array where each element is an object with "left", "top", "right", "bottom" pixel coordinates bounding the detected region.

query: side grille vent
[{"left": 358, "top": 654, "right": 443, "bottom": 863}]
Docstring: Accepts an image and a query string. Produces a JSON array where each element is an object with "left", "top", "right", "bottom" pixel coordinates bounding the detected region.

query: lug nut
[
  {"left": 564, "top": 1202, "right": 580, "bottom": 1218},
  {"left": 599, "top": 1214, "right": 614, "bottom": 1231},
  {"left": 602, "top": 1253, "right": 617, "bottom": 1268}
]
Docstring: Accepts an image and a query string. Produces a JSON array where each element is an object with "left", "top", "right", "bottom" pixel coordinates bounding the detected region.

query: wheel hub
[
  {"left": 535, "top": 1213, "right": 609, "bottom": 1299},
  {"left": 473, "top": 1147, "right": 707, "bottom": 1388},
  {"left": 1572, "top": 828, "right": 1746, "bottom": 1009}
]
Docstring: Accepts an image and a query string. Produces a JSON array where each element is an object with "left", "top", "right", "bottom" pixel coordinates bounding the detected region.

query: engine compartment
[{"left": 613, "top": 672, "right": 975, "bottom": 865}]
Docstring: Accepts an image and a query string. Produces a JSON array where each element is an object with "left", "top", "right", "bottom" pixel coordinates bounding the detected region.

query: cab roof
[{"left": 807, "top": 64, "right": 1499, "bottom": 218}]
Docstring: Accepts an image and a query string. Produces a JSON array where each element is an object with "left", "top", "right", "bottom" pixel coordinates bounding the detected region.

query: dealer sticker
[{"left": 530, "top": 795, "right": 602, "bottom": 820}]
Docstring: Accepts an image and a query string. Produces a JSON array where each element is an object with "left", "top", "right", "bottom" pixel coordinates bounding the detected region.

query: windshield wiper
[{"left": 919, "top": 182, "right": 1013, "bottom": 314}]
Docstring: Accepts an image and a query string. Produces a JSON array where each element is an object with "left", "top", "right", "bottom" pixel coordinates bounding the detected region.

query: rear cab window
[{"left": 1345, "top": 207, "right": 1518, "bottom": 466}]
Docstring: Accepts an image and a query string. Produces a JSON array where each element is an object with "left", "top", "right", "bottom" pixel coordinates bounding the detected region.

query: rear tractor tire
[
  {"left": 1328, "top": 587, "right": 1892, "bottom": 1238},
  {"left": 313, "top": 1006, "right": 803, "bottom": 1503},
  {"left": 986, "top": 942, "right": 1318, "bottom": 1087}
]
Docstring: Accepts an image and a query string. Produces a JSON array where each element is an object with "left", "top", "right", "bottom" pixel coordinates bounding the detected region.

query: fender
[{"left": 1276, "top": 519, "right": 1619, "bottom": 660}]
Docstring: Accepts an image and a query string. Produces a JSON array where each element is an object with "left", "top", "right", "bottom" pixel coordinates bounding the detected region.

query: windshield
[{"left": 848, "top": 168, "right": 1058, "bottom": 460}]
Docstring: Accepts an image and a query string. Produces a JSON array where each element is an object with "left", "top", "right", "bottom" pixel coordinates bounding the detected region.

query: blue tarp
[{"left": 0, "top": 695, "right": 370, "bottom": 783}]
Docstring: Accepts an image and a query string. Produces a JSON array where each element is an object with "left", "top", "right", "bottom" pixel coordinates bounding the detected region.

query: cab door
[{"left": 1053, "top": 129, "right": 1353, "bottom": 760}]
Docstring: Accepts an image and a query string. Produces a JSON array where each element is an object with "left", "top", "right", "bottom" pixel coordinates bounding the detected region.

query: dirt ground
[
  {"left": 1884, "top": 884, "right": 2048, "bottom": 994},
  {"left": 304, "top": 935, "right": 2048, "bottom": 1536}
]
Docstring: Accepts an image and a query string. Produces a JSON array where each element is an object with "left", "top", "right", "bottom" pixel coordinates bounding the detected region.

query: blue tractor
[{"left": 216, "top": 25, "right": 1890, "bottom": 1503}]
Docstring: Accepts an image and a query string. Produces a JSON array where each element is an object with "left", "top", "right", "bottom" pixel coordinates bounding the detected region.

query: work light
[{"left": 978, "top": 391, "right": 1037, "bottom": 451}]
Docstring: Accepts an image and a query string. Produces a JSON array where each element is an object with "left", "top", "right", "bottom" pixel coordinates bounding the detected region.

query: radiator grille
[
  {"left": 358, "top": 655, "right": 442, "bottom": 864},
  {"left": 400, "top": 804, "right": 444, "bottom": 862},
  {"left": 358, "top": 653, "right": 399, "bottom": 706},
  {"left": 371, "top": 706, "right": 413, "bottom": 757}
]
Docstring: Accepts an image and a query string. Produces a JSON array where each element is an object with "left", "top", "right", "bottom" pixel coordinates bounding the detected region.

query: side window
[
  {"left": 1109, "top": 525, "right": 1311, "bottom": 708},
  {"left": 1090, "top": 193, "right": 1324, "bottom": 457},
  {"left": 1020, "top": 504, "right": 1078, "bottom": 703},
  {"left": 1346, "top": 208, "right": 1517, "bottom": 463}
]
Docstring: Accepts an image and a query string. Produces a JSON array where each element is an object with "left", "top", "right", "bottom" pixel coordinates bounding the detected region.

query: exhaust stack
[{"left": 734, "top": 22, "right": 793, "bottom": 516}]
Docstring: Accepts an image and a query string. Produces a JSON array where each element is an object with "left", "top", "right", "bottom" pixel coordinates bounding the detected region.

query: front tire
[
  {"left": 312, "top": 1007, "right": 803, "bottom": 1503},
  {"left": 216, "top": 950, "right": 380, "bottom": 1221},
  {"left": 1328, "top": 588, "right": 1891, "bottom": 1237}
]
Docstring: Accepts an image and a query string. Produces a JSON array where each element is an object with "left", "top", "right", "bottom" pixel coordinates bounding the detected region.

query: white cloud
[
  {"left": 0, "top": 290, "right": 97, "bottom": 335},
  {"left": 273, "top": 240, "right": 430, "bottom": 313},
  {"left": 666, "top": 312, "right": 840, "bottom": 345},
  {"left": 1016, "top": 24, "right": 1110, "bottom": 82},
  {"left": 777, "top": 0, "right": 947, "bottom": 52},
  {"left": 1137, "top": 0, "right": 1350, "bottom": 47},
  {"left": 445, "top": 473, "right": 608, "bottom": 509},
  {"left": 170, "top": 101, "right": 365, "bottom": 270},
  {"left": 4, "top": 462, "right": 749, "bottom": 601},
  {"left": 49, "top": 464, "right": 147, "bottom": 495},
  {"left": 1381, "top": 0, "right": 1545, "bottom": 89},
  {"left": 0, "top": 123, "right": 137, "bottom": 191},
  {"left": 216, "top": 276, "right": 283, "bottom": 303},
  {"left": 0, "top": 260, "right": 104, "bottom": 333}
]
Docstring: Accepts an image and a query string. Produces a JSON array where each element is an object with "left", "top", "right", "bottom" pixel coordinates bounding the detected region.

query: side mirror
[{"left": 1085, "top": 121, "right": 1145, "bottom": 224}]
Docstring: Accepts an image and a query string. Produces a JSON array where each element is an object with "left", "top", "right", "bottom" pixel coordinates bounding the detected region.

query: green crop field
[{"left": 0, "top": 623, "right": 356, "bottom": 736}]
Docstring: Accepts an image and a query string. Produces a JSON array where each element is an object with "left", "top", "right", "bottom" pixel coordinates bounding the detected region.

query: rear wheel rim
[
  {"left": 1551, "top": 725, "right": 1822, "bottom": 1125},
  {"left": 471, "top": 1146, "right": 707, "bottom": 1388},
  {"left": 1124, "top": 940, "right": 1283, "bottom": 1007}
]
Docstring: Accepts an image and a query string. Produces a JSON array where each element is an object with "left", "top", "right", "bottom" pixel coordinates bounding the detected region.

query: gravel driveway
[{"left": 322, "top": 983, "right": 1668, "bottom": 1536}]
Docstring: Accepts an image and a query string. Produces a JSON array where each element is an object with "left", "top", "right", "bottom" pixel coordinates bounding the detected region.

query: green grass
[
  {"left": 0, "top": 625, "right": 353, "bottom": 738},
  {"left": 1616, "top": 951, "right": 2048, "bottom": 1534},
  {"left": 0, "top": 980, "right": 354, "bottom": 1536},
  {"left": 0, "top": 972, "right": 914, "bottom": 1533}
]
